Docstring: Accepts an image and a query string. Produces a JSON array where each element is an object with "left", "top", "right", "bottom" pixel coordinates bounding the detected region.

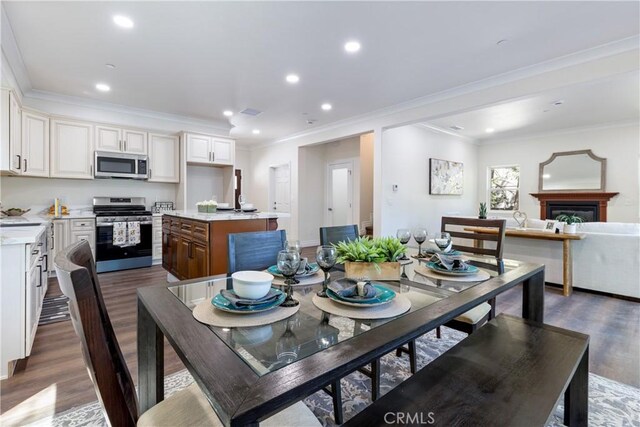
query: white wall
[
  {"left": 0, "top": 176, "right": 176, "bottom": 211},
  {"left": 380, "top": 125, "right": 479, "bottom": 239},
  {"left": 477, "top": 123, "right": 640, "bottom": 223},
  {"left": 185, "top": 165, "right": 224, "bottom": 208},
  {"left": 360, "top": 133, "right": 374, "bottom": 228}
]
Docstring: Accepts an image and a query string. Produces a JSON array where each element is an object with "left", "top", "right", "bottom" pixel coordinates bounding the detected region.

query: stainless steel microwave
[{"left": 95, "top": 151, "right": 148, "bottom": 180}]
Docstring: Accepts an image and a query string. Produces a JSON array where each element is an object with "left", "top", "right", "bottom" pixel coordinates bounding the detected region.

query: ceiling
[
  {"left": 3, "top": 1, "right": 639, "bottom": 145},
  {"left": 427, "top": 70, "right": 640, "bottom": 142}
]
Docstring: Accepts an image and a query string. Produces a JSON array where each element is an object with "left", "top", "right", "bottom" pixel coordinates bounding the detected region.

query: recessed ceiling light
[
  {"left": 223, "top": 110, "right": 233, "bottom": 117},
  {"left": 542, "top": 174, "right": 551, "bottom": 179},
  {"left": 485, "top": 128, "right": 495, "bottom": 133},
  {"left": 285, "top": 74, "right": 300, "bottom": 84},
  {"left": 252, "top": 129, "right": 260, "bottom": 135},
  {"left": 105, "top": 63, "right": 116, "bottom": 69},
  {"left": 113, "top": 15, "right": 134, "bottom": 28},
  {"left": 344, "top": 40, "right": 361, "bottom": 53},
  {"left": 321, "top": 103, "right": 332, "bottom": 111},
  {"left": 95, "top": 83, "right": 111, "bottom": 92}
]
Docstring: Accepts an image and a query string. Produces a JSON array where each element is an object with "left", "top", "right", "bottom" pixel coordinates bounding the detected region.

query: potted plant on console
[
  {"left": 555, "top": 214, "right": 583, "bottom": 234},
  {"left": 335, "top": 236, "right": 406, "bottom": 281}
]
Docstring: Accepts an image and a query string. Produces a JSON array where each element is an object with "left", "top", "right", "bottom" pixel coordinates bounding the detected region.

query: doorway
[
  {"left": 234, "top": 169, "right": 242, "bottom": 209},
  {"left": 269, "top": 163, "right": 291, "bottom": 234},
  {"left": 327, "top": 161, "right": 354, "bottom": 226}
]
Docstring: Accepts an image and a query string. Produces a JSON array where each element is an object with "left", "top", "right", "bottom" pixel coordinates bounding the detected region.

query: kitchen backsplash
[{"left": 1, "top": 176, "right": 177, "bottom": 210}]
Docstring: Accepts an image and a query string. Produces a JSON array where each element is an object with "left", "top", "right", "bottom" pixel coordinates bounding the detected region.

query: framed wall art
[{"left": 429, "top": 158, "right": 463, "bottom": 195}]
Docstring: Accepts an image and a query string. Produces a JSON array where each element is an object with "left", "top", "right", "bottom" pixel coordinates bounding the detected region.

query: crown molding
[
  {"left": 414, "top": 123, "right": 479, "bottom": 145},
  {"left": 24, "top": 89, "right": 232, "bottom": 133},
  {"left": 478, "top": 118, "right": 639, "bottom": 146},
  {"left": 1, "top": 5, "right": 31, "bottom": 97},
  {"left": 251, "top": 35, "right": 639, "bottom": 151}
]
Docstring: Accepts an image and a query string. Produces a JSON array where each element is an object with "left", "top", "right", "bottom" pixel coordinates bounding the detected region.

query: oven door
[
  {"left": 95, "top": 221, "right": 153, "bottom": 272},
  {"left": 95, "top": 152, "right": 145, "bottom": 179}
]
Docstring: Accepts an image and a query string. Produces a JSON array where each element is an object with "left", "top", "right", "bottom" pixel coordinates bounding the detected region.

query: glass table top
[{"left": 167, "top": 265, "right": 501, "bottom": 377}]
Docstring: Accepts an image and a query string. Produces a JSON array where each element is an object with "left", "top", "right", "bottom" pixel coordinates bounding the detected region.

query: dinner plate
[
  {"left": 211, "top": 288, "right": 286, "bottom": 314},
  {"left": 426, "top": 261, "right": 479, "bottom": 276},
  {"left": 216, "top": 207, "right": 235, "bottom": 211},
  {"left": 268, "top": 263, "right": 320, "bottom": 278},
  {"left": 326, "top": 285, "right": 396, "bottom": 307}
]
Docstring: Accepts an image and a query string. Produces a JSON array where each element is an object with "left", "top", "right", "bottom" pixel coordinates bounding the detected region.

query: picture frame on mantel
[{"left": 429, "top": 158, "right": 463, "bottom": 195}]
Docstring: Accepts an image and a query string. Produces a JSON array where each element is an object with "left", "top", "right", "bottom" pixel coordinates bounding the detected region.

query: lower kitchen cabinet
[
  {"left": 1, "top": 226, "right": 49, "bottom": 379},
  {"left": 51, "top": 218, "right": 95, "bottom": 272}
]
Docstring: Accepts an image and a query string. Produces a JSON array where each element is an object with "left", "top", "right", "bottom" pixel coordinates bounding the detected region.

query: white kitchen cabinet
[
  {"left": 0, "top": 89, "right": 22, "bottom": 174},
  {"left": 96, "top": 125, "right": 147, "bottom": 154},
  {"left": 185, "top": 133, "right": 234, "bottom": 166},
  {"left": 21, "top": 109, "right": 49, "bottom": 177},
  {"left": 149, "top": 133, "right": 180, "bottom": 183},
  {"left": 51, "top": 219, "right": 69, "bottom": 271},
  {"left": 50, "top": 119, "right": 94, "bottom": 179},
  {"left": 69, "top": 218, "right": 96, "bottom": 257}
]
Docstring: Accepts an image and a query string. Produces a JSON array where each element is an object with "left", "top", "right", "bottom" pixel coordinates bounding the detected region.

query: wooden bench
[{"left": 345, "top": 314, "right": 589, "bottom": 426}]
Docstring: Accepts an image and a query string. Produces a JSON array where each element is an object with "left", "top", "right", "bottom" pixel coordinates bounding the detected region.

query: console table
[{"left": 465, "top": 227, "right": 586, "bottom": 297}]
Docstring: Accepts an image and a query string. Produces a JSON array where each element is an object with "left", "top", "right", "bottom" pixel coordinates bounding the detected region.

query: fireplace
[
  {"left": 530, "top": 192, "right": 618, "bottom": 222},
  {"left": 546, "top": 201, "right": 599, "bottom": 222}
]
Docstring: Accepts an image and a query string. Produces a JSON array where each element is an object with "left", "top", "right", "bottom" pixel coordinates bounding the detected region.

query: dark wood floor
[{"left": 1, "top": 262, "right": 638, "bottom": 424}]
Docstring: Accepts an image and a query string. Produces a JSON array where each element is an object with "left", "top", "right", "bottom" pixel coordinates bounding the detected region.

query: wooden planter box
[{"left": 344, "top": 261, "right": 401, "bottom": 281}]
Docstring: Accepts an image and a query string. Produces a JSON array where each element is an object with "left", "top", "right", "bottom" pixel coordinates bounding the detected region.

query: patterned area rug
[
  {"left": 38, "top": 295, "right": 70, "bottom": 325},
  {"left": 45, "top": 327, "right": 639, "bottom": 426}
]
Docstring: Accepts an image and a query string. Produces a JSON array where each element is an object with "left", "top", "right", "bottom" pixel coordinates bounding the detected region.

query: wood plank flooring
[{"left": 1, "top": 262, "right": 638, "bottom": 425}]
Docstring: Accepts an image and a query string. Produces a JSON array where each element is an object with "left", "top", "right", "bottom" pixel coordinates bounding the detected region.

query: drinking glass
[
  {"left": 413, "top": 227, "right": 428, "bottom": 256},
  {"left": 316, "top": 245, "right": 337, "bottom": 297},
  {"left": 277, "top": 250, "right": 301, "bottom": 307},
  {"left": 285, "top": 240, "right": 301, "bottom": 254},
  {"left": 238, "top": 194, "right": 246, "bottom": 211},
  {"left": 433, "top": 232, "right": 452, "bottom": 252}
]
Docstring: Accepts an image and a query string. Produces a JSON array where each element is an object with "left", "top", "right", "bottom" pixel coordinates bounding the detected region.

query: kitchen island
[{"left": 161, "top": 211, "right": 282, "bottom": 279}]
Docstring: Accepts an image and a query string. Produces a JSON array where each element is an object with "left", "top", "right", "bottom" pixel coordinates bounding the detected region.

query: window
[{"left": 489, "top": 166, "right": 520, "bottom": 211}]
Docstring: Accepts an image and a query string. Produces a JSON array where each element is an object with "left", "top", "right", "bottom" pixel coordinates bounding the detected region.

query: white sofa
[{"left": 500, "top": 218, "right": 640, "bottom": 298}]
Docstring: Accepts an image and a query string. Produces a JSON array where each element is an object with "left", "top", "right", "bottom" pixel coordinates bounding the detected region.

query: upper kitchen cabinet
[
  {"left": 21, "top": 109, "right": 50, "bottom": 177},
  {"left": 96, "top": 125, "right": 147, "bottom": 154},
  {"left": 185, "top": 132, "right": 234, "bottom": 166},
  {"left": 50, "top": 119, "right": 94, "bottom": 179},
  {"left": 0, "top": 89, "right": 22, "bottom": 174},
  {"left": 149, "top": 133, "right": 180, "bottom": 183}
]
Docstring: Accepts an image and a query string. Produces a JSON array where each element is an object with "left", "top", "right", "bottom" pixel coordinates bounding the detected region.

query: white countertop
[
  {"left": 0, "top": 224, "right": 47, "bottom": 245},
  {"left": 165, "top": 210, "right": 289, "bottom": 221}
]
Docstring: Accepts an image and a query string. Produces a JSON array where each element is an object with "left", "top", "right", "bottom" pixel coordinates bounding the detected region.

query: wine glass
[
  {"left": 413, "top": 227, "right": 428, "bottom": 257},
  {"left": 238, "top": 194, "right": 246, "bottom": 211},
  {"left": 396, "top": 229, "right": 411, "bottom": 261},
  {"left": 277, "top": 250, "right": 301, "bottom": 307},
  {"left": 316, "top": 245, "right": 337, "bottom": 297},
  {"left": 285, "top": 240, "right": 301, "bottom": 254},
  {"left": 433, "top": 232, "right": 452, "bottom": 252}
]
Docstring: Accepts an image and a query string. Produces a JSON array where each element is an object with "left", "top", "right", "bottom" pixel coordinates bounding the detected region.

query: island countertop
[{"left": 163, "top": 210, "right": 289, "bottom": 222}]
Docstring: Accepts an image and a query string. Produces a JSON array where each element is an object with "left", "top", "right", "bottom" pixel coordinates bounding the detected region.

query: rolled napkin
[
  {"left": 430, "top": 253, "right": 469, "bottom": 271},
  {"left": 220, "top": 288, "right": 280, "bottom": 308},
  {"left": 328, "top": 278, "right": 377, "bottom": 299}
]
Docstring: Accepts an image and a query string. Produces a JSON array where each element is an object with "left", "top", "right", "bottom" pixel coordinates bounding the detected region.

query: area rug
[
  {"left": 44, "top": 328, "right": 639, "bottom": 427},
  {"left": 38, "top": 295, "right": 70, "bottom": 325}
]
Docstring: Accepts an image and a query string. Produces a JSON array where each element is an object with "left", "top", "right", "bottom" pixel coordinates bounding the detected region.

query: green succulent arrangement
[
  {"left": 479, "top": 202, "right": 487, "bottom": 219},
  {"left": 334, "top": 236, "right": 407, "bottom": 264},
  {"left": 555, "top": 214, "right": 584, "bottom": 225}
]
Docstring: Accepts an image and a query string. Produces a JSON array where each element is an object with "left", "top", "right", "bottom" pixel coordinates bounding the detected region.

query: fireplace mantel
[{"left": 530, "top": 192, "right": 619, "bottom": 222}]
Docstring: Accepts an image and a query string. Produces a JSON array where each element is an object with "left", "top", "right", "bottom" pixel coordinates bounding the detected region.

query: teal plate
[
  {"left": 426, "top": 261, "right": 479, "bottom": 276},
  {"left": 211, "top": 288, "right": 286, "bottom": 314},
  {"left": 268, "top": 263, "right": 320, "bottom": 278},
  {"left": 326, "top": 284, "right": 396, "bottom": 307}
]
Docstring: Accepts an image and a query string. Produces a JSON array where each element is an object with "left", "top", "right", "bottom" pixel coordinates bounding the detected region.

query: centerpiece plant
[{"left": 334, "top": 236, "right": 406, "bottom": 281}]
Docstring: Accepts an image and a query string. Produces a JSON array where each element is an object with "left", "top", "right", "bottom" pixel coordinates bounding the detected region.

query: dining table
[{"left": 137, "top": 257, "right": 545, "bottom": 426}]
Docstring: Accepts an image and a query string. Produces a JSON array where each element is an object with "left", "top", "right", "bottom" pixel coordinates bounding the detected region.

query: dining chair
[
  {"left": 54, "top": 240, "right": 320, "bottom": 427},
  {"left": 436, "top": 216, "right": 507, "bottom": 337},
  {"left": 227, "top": 229, "right": 287, "bottom": 274},
  {"left": 319, "top": 224, "right": 359, "bottom": 271}
]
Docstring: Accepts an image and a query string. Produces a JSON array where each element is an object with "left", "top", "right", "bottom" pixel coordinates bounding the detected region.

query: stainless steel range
[{"left": 94, "top": 197, "right": 153, "bottom": 273}]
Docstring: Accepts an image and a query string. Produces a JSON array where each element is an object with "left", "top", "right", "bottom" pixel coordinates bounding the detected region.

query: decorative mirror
[{"left": 539, "top": 149, "right": 606, "bottom": 192}]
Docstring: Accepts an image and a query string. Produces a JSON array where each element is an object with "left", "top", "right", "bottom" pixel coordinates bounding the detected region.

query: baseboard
[
  {"left": 301, "top": 239, "right": 320, "bottom": 248},
  {"left": 545, "top": 282, "right": 640, "bottom": 302}
]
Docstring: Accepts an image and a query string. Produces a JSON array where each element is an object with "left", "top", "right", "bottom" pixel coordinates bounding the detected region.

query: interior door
[
  {"left": 270, "top": 164, "right": 291, "bottom": 235},
  {"left": 327, "top": 162, "right": 353, "bottom": 226}
]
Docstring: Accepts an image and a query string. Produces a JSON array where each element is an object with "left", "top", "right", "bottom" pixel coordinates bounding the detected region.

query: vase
[
  {"left": 563, "top": 223, "right": 577, "bottom": 234},
  {"left": 197, "top": 205, "right": 206, "bottom": 213},
  {"left": 207, "top": 205, "right": 217, "bottom": 213},
  {"left": 344, "top": 261, "right": 401, "bottom": 281}
]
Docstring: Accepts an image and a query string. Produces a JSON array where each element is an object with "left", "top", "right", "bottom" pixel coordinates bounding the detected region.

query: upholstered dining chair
[
  {"left": 227, "top": 229, "right": 287, "bottom": 274},
  {"left": 319, "top": 224, "right": 359, "bottom": 272},
  {"left": 54, "top": 240, "right": 320, "bottom": 427}
]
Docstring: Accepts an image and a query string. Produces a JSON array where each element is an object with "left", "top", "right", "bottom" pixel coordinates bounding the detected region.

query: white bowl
[
  {"left": 231, "top": 271, "right": 274, "bottom": 300},
  {"left": 243, "top": 203, "right": 254, "bottom": 209},
  {"left": 217, "top": 203, "right": 229, "bottom": 208}
]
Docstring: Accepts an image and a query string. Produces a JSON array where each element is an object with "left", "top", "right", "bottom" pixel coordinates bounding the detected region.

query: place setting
[
  {"left": 268, "top": 241, "right": 325, "bottom": 288},
  {"left": 192, "top": 270, "right": 300, "bottom": 328}
]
